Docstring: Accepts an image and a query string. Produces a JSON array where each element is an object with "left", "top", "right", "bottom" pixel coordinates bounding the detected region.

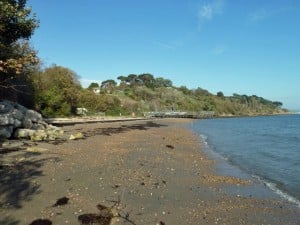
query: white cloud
[{"left": 198, "top": 0, "right": 225, "bottom": 21}]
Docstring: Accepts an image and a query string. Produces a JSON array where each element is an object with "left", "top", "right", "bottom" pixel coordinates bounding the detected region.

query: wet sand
[{"left": 0, "top": 119, "right": 299, "bottom": 225}]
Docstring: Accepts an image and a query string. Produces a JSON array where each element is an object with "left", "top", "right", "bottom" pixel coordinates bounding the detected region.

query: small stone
[
  {"left": 69, "top": 132, "right": 84, "bottom": 140},
  {"left": 27, "top": 147, "right": 48, "bottom": 152}
]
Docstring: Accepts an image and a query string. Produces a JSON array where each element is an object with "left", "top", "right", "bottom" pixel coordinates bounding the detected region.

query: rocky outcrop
[{"left": 0, "top": 100, "right": 63, "bottom": 141}]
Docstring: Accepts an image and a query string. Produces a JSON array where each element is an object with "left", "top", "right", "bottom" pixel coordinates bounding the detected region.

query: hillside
[
  {"left": 21, "top": 67, "right": 287, "bottom": 118},
  {"left": 81, "top": 74, "right": 287, "bottom": 117},
  {"left": 0, "top": 57, "right": 288, "bottom": 118}
]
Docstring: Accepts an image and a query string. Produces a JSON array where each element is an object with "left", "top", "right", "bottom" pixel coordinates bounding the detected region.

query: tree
[
  {"left": 154, "top": 77, "right": 172, "bottom": 88},
  {"left": 117, "top": 75, "right": 127, "bottom": 84},
  {"left": 88, "top": 82, "right": 100, "bottom": 90},
  {"left": 32, "top": 65, "right": 82, "bottom": 116},
  {"left": 178, "top": 86, "right": 191, "bottom": 95},
  {"left": 0, "top": 0, "right": 39, "bottom": 99},
  {"left": 272, "top": 101, "right": 283, "bottom": 108},
  {"left": 217, "top": 91, "right": 224, "bottom": 98},
  {"left": 126, "top": 74, "right": 138, "bottom": 86},
  {"left": 101, "top": 79, "right": 116, "bottom": 92},
  {"left": 194, "top": 87, "right": 212, "bottom": 97},
  {"left": 138, "top": 73, "right": 155, "bottom": 88}
]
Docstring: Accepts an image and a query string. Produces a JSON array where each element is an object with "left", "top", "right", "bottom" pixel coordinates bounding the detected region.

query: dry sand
[{"left": 0, "top": 118, "right": 299, "bottom": 225}]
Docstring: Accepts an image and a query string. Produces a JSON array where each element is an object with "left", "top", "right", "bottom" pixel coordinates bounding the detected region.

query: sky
[{"left": 27, "top": 0, "right": 300, "bottom": 110}]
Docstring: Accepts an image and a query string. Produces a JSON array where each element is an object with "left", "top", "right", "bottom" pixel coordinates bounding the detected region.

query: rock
[
  {"left": 69, "top": 132, "right": 84, "bottom": 140},
  {"left": 47, "top": 127, "right": 64, "bottom": 141},
  {"left": 27, "top": 147, "right": 48, "bottom": 152},
  {"left": 31, "top": 123, "right": 47, "bottom": 130},
  {"left": 0, "top": 100, "right": 64, "bottom": 141},
  {"left": 13, "top": 127, "right": 64, "bottom": 141},
  {"left": 15, "top": 103, "right": 27, "bottom": 114},
  {"left": 22, "top": 118, "right": 33, "bottom": 129},
  {"left": 25, "top": 109, "right": 42, "bottom": 122},
  {"left": 12, "top": 108, "right": 24, "bottom": 120},
  {"left": 0, "top": 126, "right": 13, "bottom": 139},
  {"left": 14, "top": 129, "right": 36, "bottom": 139},
  {"left": 30, "top": 130, "right": 47, "bottom": 141},
  {"left": 0, "top": 114, "right": 14, "bottom": 125},
  {"left": 0, "top": 100, "right": 13, "bottom": 113},
  {"left": 13, "top": 119, "right": 22, "bottom": 128}
]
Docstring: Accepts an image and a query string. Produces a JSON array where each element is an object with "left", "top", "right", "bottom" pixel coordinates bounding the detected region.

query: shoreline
[
  {"left": 1, "top": 118, "right": 299, "bottom": 224},
  {"left": 44, "top": 111, "right": 294, "bottom": 126},
  {"left": 197, "top": 131, "right": 300, "bottom": 206},
  {"left": 188, "top": 116, "right": 300, "bottom": 209}
]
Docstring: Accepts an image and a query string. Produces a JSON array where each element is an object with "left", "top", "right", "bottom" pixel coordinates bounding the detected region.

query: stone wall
[{"left": 0, "top": 100, "right": 63, "bottom": 141}]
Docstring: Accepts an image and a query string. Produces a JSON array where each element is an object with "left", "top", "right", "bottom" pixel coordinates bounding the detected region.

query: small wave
[
  {"left": 253, "top": 175, "right": 300, "bottom": 208},
  {"left": 199, "top": 134, "right": 209, "bottom": 147}
]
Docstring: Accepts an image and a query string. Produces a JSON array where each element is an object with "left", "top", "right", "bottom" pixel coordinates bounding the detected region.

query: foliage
[
  {"left": 0, "top": 0, "right": 39, "bottom": 95},
  {"left": 100, "top": 79, "right": 117, "bottom": 93},
  {"left": 154, "top": 77, "right": 172, "bottom": 88},
  {"left": 87, "top": 82, "right": 99, "bottom": 90},
  {"left": 27, "top": 65, "right": 287, "bottom": 117},
  {"left": 32, "top": 65, "right": 82, "bottom": 117},
  {"left": 138, "top": 73, "right": 154, "bottom": 88},
  {"left": 217, "top": 91, "right": 224, "bottom": 98}
]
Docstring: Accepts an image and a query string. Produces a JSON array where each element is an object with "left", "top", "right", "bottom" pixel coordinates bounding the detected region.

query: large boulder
[
  {"left": 0, "top": 114, "right": 14, "bottom": 126},
  {"left": 12, "top": 108, "right": 24, "bottom": 121},
  {"left": 0, "top": 100, "right": 64, "bottom": 141},
  {"left": 0, "top": 100, "right": 14, "bottom": 113},
  {"left": 0, "top": 126, "right": 14, "bottom": 139},
  {"left": 25, "top": 109, "right": 43, "bottom": 122}
]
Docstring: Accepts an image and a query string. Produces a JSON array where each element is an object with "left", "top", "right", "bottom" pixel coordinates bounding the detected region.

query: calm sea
[{"left": 189, "top": 114, "right": 300, "bottom": 206}]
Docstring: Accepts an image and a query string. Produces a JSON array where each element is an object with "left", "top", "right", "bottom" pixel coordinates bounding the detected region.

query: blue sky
[{"left": 28, "top": 0, "right": 300, "bottom": 110}]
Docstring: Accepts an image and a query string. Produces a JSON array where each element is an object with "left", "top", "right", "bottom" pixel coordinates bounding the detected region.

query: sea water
[{"left": 190, "top": 114, "right": 300, "bottom": 206}]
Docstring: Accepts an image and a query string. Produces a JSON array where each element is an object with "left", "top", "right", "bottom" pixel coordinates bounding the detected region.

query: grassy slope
[{"left": 106, "top": 85, "right": 287, "bottom": 116}]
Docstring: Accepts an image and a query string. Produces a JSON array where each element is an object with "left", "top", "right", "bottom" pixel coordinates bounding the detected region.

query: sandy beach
[{"left": 1, "top": 119, "right": 299, "bottom": 225}]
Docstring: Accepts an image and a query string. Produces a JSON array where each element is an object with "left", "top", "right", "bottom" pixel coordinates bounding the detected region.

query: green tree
[
  {"left": 87, "top": 82, "right": 100, "bottom": 90},
  {"left": 178, "top": 86, "right": 191, "bottom": 95},
  {"left": 217, "top": 91, "right": 224, "bottom": 98},
  {"left": 117, "top": 75, "right": 127, "bottom": 84},
  {"left": 273, "top": 101, "right": 283, "bottom": 108},
  {"left": 101, "top": 79, "right": 116, "bottom": 93},
  {"left": 0, "top": 0, "right": 39, "bottom": 99},
  {"left": 126, "top": 74, "right": 138, "bottom": 86},
  {"left": 194, "top": 87, "right": 212, "bottom": 97},
  {"left": 154, "top": 77, "right": 172, "bottom": 88},
  {"left": 33, "top": 65, "right": 82, "bottom": 116},
  {"left": 138, "top": 73, "right": 155, "bottom": 88}
]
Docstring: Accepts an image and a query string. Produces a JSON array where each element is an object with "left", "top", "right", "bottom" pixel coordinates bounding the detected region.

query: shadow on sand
[
  {"left": 0, "top": 156, "right": 59, "bottom": 209},
  {"left": 0, "top": 216, "right": 19, "bottom": 225},
  {"left": 82, "top": 121, "right": 167, "bottom": 138},
  {"left": 0, "top": 144, "right": 60, "bottom": 225}
]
